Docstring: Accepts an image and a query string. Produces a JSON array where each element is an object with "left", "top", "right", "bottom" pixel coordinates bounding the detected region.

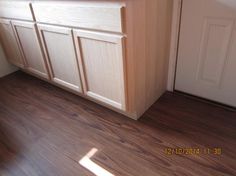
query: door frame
[{"left": 167, "top": 0, "right": 183, "bottom": 91}]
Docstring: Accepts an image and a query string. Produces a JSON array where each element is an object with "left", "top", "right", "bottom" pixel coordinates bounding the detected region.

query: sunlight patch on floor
[{"left": 79, "top": 148, "right": 115, "bottom": 176}]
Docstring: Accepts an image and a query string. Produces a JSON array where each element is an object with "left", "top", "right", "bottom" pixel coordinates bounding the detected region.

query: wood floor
[{"left": 0, "top": 71, "right": 235, "bottom": 176}]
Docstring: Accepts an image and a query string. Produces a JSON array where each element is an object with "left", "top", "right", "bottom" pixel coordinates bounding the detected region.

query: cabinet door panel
[
  {"left": 38, "top": 25, "right": 83, "bottom": 93},
  {"left": 73, "top": 30, "right": 127, "bottom": 110},
  {"left": 0, "top": 19, "right": 24, "bottom": 68},
  {"left": 12, "top": 21, "right": 49, "bottom": 79}
]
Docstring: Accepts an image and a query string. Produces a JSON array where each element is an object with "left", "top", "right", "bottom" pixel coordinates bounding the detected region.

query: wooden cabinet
[
  {"left": 0, "top": 0, "right": 173, "bottom": 119},
  {"left": 73, "top": 30, "right": 127, "bottom": 110},
  {"left": 38, "top": 24, "right": 83, "bottom": 93},
  {"left": 12, "top": 21, "right": 49, "bottom": 79},
  {"left": 0, "top": 19, "right": 24, "bottom": 68}
]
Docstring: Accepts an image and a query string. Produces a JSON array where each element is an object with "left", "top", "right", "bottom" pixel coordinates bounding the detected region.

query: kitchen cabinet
[
  {"left": 0, "top": 19, "right": 24, "bottom": 68},
  {"left": 12, "top": 21, "right": 49, "bottom": 79},
  {"left": 38, "top": 24, "right": 83, "bottom": 93},
  {"left": 73, "top": 30, "right": 126, "bottom": 110},
  {"left": 0, "top": 0, "right": 173, "bottom": 119}
]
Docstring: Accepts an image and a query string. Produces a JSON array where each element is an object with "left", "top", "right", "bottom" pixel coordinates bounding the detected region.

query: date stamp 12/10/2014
[{"left": 164, "top": 147, "right": 222, "bottom": 156}]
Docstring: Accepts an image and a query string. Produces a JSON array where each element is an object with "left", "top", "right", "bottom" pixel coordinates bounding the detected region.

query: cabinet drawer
[
  {"left": 32, "top": 2, "right": 125, "bottom": 33},
  {"left": 0, "top": 1, "right": 34, "bottom": 21}
]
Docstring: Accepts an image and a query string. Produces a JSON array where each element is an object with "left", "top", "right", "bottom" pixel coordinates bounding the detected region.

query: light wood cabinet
[
  {"left": 38, "top": 24, "right": 83, "bottom": 93},
  {"left": 0, "top": 19, "right": 24, "bottom": 68},
  {"left": 12, "top": 21, "right": 49, "bottom": 79},
  {"left": 0, "top": 0, "right": 173, "bottom": 120},
  {"left": 73, "top": 30, "right": 127, "bottom": 110}
]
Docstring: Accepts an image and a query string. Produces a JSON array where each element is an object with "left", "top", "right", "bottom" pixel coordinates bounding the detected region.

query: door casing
[{"left": 167, "top": 0, "right": 183, "bottom": 91}]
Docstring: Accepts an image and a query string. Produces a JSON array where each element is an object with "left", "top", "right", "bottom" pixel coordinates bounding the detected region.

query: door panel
[
  {"left": 38, "top": 24, "right": 83, "bottom": 93},
  {"left": 12, "top": 21, "right": 49, "bottom": 79},
  {"left": 196, "top": 18, "right": 233, "bottom": 86},
  {"left": 176, "top": 0, "right": 236, "bottom": 107},
  {"left": 0, "top": 19, "right": 24, "bottom": 68},
  {"left": 73, "top": 30, "right": 126, "bottom": 110}
]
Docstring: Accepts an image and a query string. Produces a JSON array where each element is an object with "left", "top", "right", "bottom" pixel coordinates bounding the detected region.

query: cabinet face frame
[
  {"left": 73, "top": 29, "right": 127, "bottom": 111},
  {"left": 0, "top": 18, "right": 25, "bottom": 68},
  {"left": 37, "top": 24, "right": 83, "bottom": 93},
  {"left": 11, "top": 20, "right": 50, "bottom": 79}
]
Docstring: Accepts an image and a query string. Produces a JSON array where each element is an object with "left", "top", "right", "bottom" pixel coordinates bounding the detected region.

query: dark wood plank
[{"left": 0, "top": 71, "right": 235, "bottom": 176}]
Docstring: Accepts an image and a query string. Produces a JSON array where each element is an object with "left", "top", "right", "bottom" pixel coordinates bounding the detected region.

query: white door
[{"left": 175, "top": 0, "right": 236, "bottom": 107}]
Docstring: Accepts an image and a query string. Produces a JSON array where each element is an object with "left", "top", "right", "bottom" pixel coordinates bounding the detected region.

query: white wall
[{"left": 0, "top": 43, "right": 18, "bottom": 77}]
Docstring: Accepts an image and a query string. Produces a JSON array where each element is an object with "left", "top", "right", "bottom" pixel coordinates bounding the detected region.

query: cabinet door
[
  {"left": 12, "top": 21, "right": 49, "bottom": 79},
  {"left": 38, "top": 24, "right": 83, "bottom": 93},
  {"left": 0, "top": 19, "right": 24, "bottom": 68},
  {"left": 73, "top": 30, "right": 127, "bottom": 110}
]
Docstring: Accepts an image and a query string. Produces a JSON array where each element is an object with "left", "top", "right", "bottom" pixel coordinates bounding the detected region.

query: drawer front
[
  {"left": 32, "top": 2, "right": 124, "bottom": 33},
  {"left": 0, "top": 1, "right": 34, "bottom": 21}
]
